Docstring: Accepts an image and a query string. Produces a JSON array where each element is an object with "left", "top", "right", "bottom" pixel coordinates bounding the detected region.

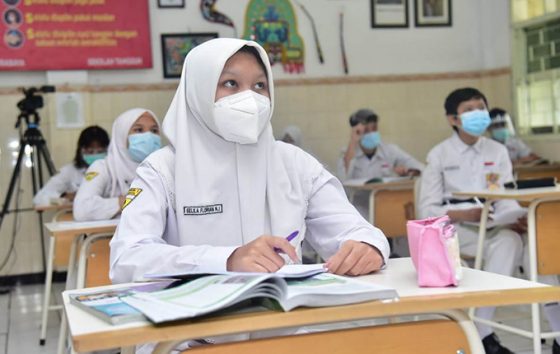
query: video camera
[{"left": 17, "top": 85, "right": 55, "bottom": 114}]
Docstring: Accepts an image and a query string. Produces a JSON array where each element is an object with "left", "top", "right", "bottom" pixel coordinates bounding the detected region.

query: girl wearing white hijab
[
  {"left": 73, "top": 108, "right": 161, "bottom": 221},
  {"left": 110, "top": 38, "right": 389, "bottom": 283}
]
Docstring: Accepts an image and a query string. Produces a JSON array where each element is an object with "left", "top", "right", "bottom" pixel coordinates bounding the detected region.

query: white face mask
[{"left": 213, "top": 90, "right": 271, "bottom": 144}]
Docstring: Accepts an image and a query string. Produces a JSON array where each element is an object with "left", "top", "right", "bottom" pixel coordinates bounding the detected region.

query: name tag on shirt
[
  {"left": 183, "top": 204, "right": 223, "bottom": 216},
  {"left": 484, "top": 161, "right": 495, "bottom": 166}
]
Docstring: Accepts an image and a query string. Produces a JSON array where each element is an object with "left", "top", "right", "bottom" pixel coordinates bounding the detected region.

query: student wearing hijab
[
  {"left": 73, "top": 109, "right": 161, "bottom": 221},
  {"left": 33, "top": 125, "right": 109, "bottom": 206},
  {"left": 110, "top": 38, "right": 388, "bottom": 284}
]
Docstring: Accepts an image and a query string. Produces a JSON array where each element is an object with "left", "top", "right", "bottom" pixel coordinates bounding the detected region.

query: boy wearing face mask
[
  {"left": 419, "top": 87, "right": 560, "bottom": 354},
  {"left": 337, "top": 108, "right": 424, "bottom": 218},
  {"left": 488, "top": 108, "right": 543, "bottom": 166}
]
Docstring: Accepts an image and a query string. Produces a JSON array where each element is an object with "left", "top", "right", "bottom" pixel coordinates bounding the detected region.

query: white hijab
[
  {"left": 106, "top": 108, "right": 159, "bottom": 196},
  {"left": 162, "top": 38, "right": 317, "bottom": 250}
]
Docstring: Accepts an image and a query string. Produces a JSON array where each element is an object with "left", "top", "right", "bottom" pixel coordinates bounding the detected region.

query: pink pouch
[{"left": 406, "top": 215, "right": 462, "bottom": 287}]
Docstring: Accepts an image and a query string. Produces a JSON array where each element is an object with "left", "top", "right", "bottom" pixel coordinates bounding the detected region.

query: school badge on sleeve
[
  {"left": 85, "top": 172, "right": 98, "bottom": 181},
  {"left": 122, "top": 188, "right": 143, "bottom": 210}
]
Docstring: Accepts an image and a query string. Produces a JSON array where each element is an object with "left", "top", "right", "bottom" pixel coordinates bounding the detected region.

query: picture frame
[
  {"left": 414, "top": 0, "right": 452, "bottom": 27},
  {"left": 371, "top": 0, "right": 409, "bottom": 29},
  {"left": 161, "top": 33, "right": 218, "bottom": 79},
  {"left": 157, "top": 0, "right": 185, "bottom": 9}
]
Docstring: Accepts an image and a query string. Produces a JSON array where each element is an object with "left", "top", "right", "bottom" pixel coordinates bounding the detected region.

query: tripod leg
[
  {"left": 37, "top": 140, "right": 57, "bottom": 176},
  {"left": 0, "top": 143, "right": 26, "bottom": 232},
  {"left": 29, "top": 148, "right": 47, "bottom": 273}
]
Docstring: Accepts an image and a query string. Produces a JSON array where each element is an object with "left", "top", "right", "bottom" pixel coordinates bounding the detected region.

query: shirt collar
[{"left": 451, "top": 132, "right": 483, "bottom": 154}]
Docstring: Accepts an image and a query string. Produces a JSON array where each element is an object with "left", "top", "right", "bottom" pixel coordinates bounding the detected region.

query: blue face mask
[
  {"left": 491, "top": 127, "right": 510, "bottom": 142},
  {"left": 128, "top": 132, "right": 161, "bottom": 162},
  {"left": 459, "top": 110, "right": 491, "bottom": 137},
  {"left": 82, "top": 152, "right": 107, "bottom": 166},
  {"left": 360, "top": 131, "right": 381, "bottom": 150}
]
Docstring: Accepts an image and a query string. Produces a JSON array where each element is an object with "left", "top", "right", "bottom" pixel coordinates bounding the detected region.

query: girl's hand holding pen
[{"left": 226, "top": 234, "right": 299, "bottom": 273}]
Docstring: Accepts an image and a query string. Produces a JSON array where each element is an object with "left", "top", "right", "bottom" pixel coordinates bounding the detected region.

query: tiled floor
[{"left": 0, "top": 282, "right": 556, "bottom": 354}]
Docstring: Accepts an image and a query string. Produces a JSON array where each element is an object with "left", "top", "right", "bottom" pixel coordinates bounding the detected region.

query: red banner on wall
[{"left": 0, "top": 0, "right": 151, "bottom": 71}]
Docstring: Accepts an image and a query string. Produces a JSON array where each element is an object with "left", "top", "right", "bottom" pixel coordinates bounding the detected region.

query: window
[{"left": 512, "top": 0, "right": 560, "bottom": 135}]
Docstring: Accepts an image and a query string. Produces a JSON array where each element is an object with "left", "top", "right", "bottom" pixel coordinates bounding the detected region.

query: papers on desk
[
  {"left": 122, "top": 271, "right": 398, "bottom": 324},
  {"left": 45, "top": 218, "right": 120, "bottom": 232},
  {"left": 344, "top": 176, "right": 412, "bottom": 187},
  {"left": 463, "top": 205, "right": 527, "bottom": 229}
]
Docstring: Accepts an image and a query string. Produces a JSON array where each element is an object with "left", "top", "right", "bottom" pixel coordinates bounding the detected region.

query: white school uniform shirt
[
  {"left": 337, "top": 142, "right": 424, "bottom": 218},
  {"left": 419, "top": 133, "right": 521, "bottom": 219},
  {"left": 32, "top": 163, "right": 85, "bottom": 206},
  {"left": 110, "top": 38, "right": 389, "bottom": 284},
  {"left": 503, "top": 136, "right": 532, "bottom": 161},
  {"left": 72, "top": 159, "right": 125, "bottom": 221},
  {"left": 110, "top": 146, "right": 390, "bottom": 283}
]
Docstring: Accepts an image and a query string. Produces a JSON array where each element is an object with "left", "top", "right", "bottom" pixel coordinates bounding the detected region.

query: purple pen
[{"left": 274, "top": 230, "right": 299, "bottom": 253}]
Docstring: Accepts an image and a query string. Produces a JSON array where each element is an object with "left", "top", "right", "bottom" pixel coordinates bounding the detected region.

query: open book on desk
[
  {"left": 68, "top": 280, "right": 176, "bottom": 325},
  {"left": 121, "top": 265, "right": 398, "bottom": 324}
]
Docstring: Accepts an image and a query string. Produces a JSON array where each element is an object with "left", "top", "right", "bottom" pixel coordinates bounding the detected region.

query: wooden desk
[
  {"left": 34, "top": 203, "right": 73, "bottom": 212},
  {"left": 40, "top": 218, "right": 119, "bottom": 352},
  {"left": 453, "top": 186, "right": 560, "bottom": 270},
  {"left": 453, "top": 186, "right": 560, "bottom": 354},
  {"left": 344, "top": 179, "right": 416, "bottom": 237},
  {"left": 514, "top": 163, "right": 560, "bottom": 180},
  {"left": 63, "top": 258, "right": 560, "bottom": 354}
]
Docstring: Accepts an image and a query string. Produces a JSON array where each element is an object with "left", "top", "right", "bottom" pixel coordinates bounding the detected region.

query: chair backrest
[
  {"left": 184, "top": 319, "right": 471, "bottom": 354},
  {"left": 535, "top": 198, "right": 560, "bottom": 275},
  {"left": 373, "top": 188, "right": 415, "bottom": 238},
  {"left": 84, "top": 234, "right": 112, "bottom": 288},
  {"left": 52, "top": 210, "right": 76, "bottom": 269}
]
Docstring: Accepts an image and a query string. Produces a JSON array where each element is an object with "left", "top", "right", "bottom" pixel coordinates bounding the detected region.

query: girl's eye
[
  {"left": 254, "top": 82, "right": 266, "bottom": 90},
  {"left": 224, "top": 80, "right": 237, "bottom": 88},
  {"left": 151, "top": 128, "right": 160, "bottom": 134}
]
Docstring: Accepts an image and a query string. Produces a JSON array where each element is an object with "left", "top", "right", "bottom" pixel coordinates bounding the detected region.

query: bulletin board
[{"left": 0, "top": 0, "right": 152, "bottom": 71}]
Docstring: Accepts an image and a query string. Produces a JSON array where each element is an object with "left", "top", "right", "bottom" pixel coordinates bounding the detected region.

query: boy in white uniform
[
  {"left": 488, "top": 108, "right": 543, "bottom": 165},
  {"left": 419, "top": 87, "right": 560, "bottom": 354},
  {"left": 337, "top": 109, "right": 424, "bottom": 218}
]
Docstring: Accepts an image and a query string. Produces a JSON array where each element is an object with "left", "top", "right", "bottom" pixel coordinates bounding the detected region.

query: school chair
[
  {"left": 370, "top": 185, "right": 415, "bottom": 238},
  {"left": 174, "top": 312, "right": 481, "bottom": 354},
  {"left": 57, "top": 231, "right": 113, "bottom": 354},
  {"left": 471, "top": 197, "right": 560, "bottom": 354},
  {"left": 40, "top": 209, "right": 77, "bottom": 345}
]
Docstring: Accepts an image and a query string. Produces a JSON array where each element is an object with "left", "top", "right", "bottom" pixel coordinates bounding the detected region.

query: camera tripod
[{"left": 0, "top": 111, "right": 57, "bottom": 275}]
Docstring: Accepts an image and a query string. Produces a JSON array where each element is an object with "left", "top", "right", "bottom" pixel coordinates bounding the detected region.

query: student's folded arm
[
  {"left": 418, "top": 152, "right": 448, "bottom": 219},
  {"left": 109, "top": 161, "right": 237, "bottom": 284},
  {"left": 73, "top": 163, "right": 120, "bottom": 221},
  {"left": 304, "top": 169, "right": 390, "bottom": 264},
  {"left": 33, "top": 171, "right": 68, "bottom": 206}
]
